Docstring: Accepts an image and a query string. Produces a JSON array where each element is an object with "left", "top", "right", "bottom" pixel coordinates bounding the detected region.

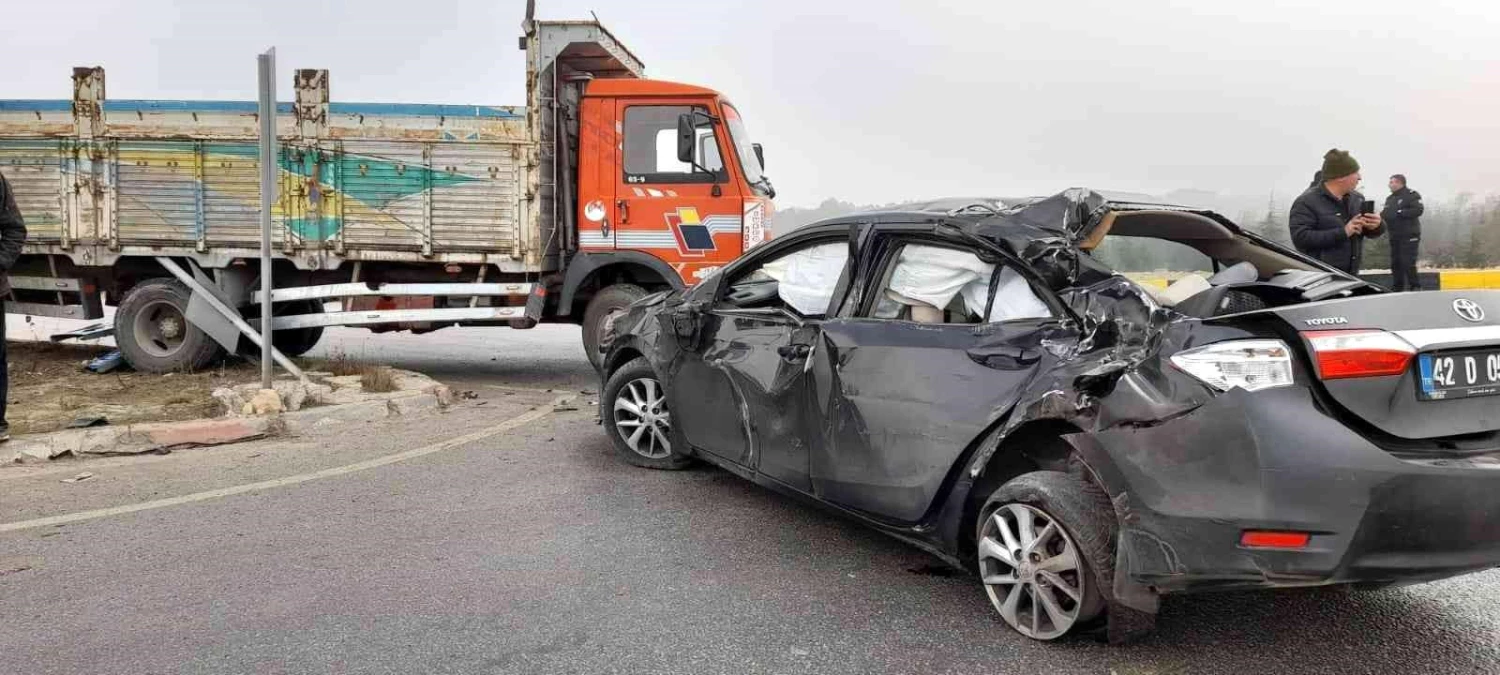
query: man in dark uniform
[
  {"left": 0, "top": 171, "right": 28, "bottom": 442},
  {"left": 1382, "top": 174, "right": 1424, "bottom": 291},
  {"left": 1289, "top": 149, "right": 1384, "bottom": 274}
]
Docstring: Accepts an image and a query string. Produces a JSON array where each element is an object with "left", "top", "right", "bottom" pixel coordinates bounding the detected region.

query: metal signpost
[{"left": 257, "top": 48, "right": 277, "bottom": 390}]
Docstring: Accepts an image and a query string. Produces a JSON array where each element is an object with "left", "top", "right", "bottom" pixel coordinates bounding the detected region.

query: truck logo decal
[
  {"left": 1304, "top": 317, "right": 1349, "bottom": 326},
  {"left": 665, "top": 207, "right": 716, "bottom": 257}
]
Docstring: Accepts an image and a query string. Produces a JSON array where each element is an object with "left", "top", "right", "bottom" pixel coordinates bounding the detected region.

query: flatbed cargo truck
[{"left": 0, "top": 10, "right": 774, "bottom": 372}]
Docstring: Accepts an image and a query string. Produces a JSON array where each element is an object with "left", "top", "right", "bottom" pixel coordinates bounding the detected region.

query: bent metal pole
[{"left": 257, "top": 48, "right": 277, "bottom": 390}]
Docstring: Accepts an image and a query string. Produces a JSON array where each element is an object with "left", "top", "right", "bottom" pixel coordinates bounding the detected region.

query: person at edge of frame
[{"left": 0, "top": 170, "right": 29, "bottom": 442}]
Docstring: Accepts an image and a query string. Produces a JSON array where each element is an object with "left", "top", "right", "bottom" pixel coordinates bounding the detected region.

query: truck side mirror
[
  {"left": 752, "top": 143, "right": 765, "bottom": 170},
  {"left": 676, "top": 114, "right": 696, "bottom": 164}
]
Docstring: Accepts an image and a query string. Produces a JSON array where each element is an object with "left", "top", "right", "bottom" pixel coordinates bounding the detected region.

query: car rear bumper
[{"left": 1074, "top": 386, "right": 1500, "bottom": 594}]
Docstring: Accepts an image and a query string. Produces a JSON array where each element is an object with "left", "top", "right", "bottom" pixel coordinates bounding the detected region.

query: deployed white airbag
[
  {"left": 759, "top": 242, "right": 848, "bottom": 315},
  {"left": 879, "top": 245, "right": 1051, "bottom": 322},
  {"left": 986, "top": 266, "right": 1052, "bottom": 322}
]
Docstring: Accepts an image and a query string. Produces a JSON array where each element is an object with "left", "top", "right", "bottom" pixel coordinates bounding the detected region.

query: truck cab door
[{"left": 613, "top": 100, "right": 744, "bottom": 285}]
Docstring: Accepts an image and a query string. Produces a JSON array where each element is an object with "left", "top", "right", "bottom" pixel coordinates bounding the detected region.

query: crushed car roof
[{"left": 820, "top": 188, "right": 1230, "bottom": 242}]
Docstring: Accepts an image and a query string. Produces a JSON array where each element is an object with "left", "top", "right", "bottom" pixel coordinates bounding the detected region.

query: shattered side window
[
  {"left": 868, "top": 244, "right": 1052, "bottom": 324},
  {"left": 1090, "top": 235, "right": 1215, "bottom": 275},
  {"left": 731, "top": 241, "right": 849, "bottom": 316}
]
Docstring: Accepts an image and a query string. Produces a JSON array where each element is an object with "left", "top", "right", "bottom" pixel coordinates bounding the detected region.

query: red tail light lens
[
  {"left": 1240, "top": 530, "right": 1311, "bottom": 549},
  {"left": 1304, "top": 330, "right": 1417, "bottom": 380}
]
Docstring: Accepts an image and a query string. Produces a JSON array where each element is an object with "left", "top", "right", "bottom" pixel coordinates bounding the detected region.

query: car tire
[
  {"left": 977, "top": 471, "right": 1115, "bottom": 641},
  {"left": 114, "top": 278, "right": 225, "bottom": 374},
  {"left": 601, "top": 357, "right": 693, "bottom": 470},
  {"left": 582, "top": 283, "right": 647, "bottom": 371}
]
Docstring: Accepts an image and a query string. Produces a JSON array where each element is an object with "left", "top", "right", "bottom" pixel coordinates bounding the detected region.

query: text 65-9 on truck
[{"left": 0, "top": 12, "right": 773, "bottom": 372}]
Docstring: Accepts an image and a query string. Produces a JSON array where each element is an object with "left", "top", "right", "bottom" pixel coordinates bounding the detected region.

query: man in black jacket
[
  {"left": 1382, "top": 174, "right": 1424, "bottom": 291},
  {"left": 1289, "top": 149, "right": 1384, "bottom": 274},
  {"left": 0, "top": 171, "right": 29, "bottom": 441}
]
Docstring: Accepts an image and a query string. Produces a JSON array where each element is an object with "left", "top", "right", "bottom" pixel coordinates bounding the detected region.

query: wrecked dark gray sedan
[{"left": 596, "top": 188, "right": 1500, "bottom": 641}]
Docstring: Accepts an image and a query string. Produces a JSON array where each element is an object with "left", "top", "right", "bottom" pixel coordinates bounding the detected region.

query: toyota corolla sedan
[{"left": 595, "top": 188, "right": 1500, "bottom": 642}]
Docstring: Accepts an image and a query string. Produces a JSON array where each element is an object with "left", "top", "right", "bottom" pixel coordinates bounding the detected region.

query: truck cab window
[{"left": 623, "top": 105, "right": 725, "bottom": 184}]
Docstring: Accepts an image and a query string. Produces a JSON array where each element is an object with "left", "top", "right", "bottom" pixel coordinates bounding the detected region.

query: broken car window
[
  {"left": 729, "top": 241, "right": 849, "bottom": 316},
  {"left": 868, "top": 244, "right": 1051, "bottom": 324},
  {"left": 1090, "top": 235, "right": 1216, "bottom": 275}
]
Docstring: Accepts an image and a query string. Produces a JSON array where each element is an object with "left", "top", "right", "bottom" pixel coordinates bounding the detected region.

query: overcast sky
[{"left": 6, "top": 0, "right": 1497, "bottom": 208}]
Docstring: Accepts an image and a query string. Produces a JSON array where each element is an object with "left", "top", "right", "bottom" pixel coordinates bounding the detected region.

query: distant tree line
[{"left": 772, "top": 193, "right": 1500, "bottom": 272}]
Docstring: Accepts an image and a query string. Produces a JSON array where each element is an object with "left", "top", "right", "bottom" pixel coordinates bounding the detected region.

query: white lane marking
[{"left": 0, "top": 396, "right": 572, "bottom": 534}]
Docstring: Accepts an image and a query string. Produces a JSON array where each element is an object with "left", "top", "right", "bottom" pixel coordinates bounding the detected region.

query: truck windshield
[{"left": 721, "top": 103, "right": 768, "bottom": 195}]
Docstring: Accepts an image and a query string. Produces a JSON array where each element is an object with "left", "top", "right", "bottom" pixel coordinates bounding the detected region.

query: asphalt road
[{"left": 3, "top": 324, "right": 1499, "bottom": 674}]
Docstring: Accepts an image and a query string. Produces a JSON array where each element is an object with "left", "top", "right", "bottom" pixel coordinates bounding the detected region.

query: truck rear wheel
[
  {"left": 114, "top": 278, "right": 225, "bottom": 373},
  {"left": 262, "top": 300, "right": 326, "bottom": 358},
  {"left": 582, "top": 283, "right": 647, "bottom": 371}
]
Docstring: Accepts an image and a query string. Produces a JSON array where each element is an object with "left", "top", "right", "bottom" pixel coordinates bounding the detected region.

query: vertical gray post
[{"left": 257, "top": 49, "right": 277, "bottom": 390}]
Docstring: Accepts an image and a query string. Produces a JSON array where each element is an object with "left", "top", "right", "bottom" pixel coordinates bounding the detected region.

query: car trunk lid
[{"left": 1265, "top": 290, "right": 1500, "bottom": 439}]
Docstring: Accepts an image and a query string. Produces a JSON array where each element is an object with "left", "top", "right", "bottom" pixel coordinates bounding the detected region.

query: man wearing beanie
[{"left": 1288, "top": 149, "right": 1384, "bottom": 274}]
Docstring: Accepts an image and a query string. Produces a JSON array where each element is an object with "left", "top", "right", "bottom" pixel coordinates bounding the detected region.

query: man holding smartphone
[{"left": 1289, "top": 148, "right": 1385, "bottom": 275}]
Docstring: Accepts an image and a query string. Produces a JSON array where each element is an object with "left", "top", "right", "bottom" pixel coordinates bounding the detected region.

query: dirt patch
[
  {"left": 306, "top": 352, "right": 398, "bottom": 393},
  {"left": 6, "top": 342, "right": 256, "bottom": 435}
]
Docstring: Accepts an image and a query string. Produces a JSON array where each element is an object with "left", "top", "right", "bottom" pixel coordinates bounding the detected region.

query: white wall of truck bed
[{"left": 0, "top": 98, "right": 546, "bottom": 272}]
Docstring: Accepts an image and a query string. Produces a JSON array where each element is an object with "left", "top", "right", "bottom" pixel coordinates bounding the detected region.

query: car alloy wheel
[
  {"left": 978, "top": 503, "right": 1087, "bottom": 640},
  {"left": 612, "top": 376, "right": 672, "bottom": 459}
]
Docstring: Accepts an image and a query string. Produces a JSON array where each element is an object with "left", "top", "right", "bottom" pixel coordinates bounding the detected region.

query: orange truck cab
[{"left": 526, "top": 16, "right": 776, "bottom": 366}]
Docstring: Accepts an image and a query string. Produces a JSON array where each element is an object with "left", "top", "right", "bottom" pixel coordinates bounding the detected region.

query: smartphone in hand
[{"left": 1360, "top": 200, "right": 1376, "bottom": 216}]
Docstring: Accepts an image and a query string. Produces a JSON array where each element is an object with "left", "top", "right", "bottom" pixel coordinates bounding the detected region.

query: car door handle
[
  {"left": 615, "top": 199, "right": 630, "bottom": 225},
  {"left": 777, "top": 344, "right": 811, "bottom": 361}
]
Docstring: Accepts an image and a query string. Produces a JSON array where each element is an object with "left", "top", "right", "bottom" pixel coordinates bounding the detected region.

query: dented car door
[
  {"left": 806, "top": 318, "right": 1067, "bottom": 523},
  {"left": 802, "top": 235, "right": 1072, "bottom": 523},
  {"left": 668, "top": 237, "right": 851, "bottom": 482},
  {"left": 677, "top": 311, "right": 821, "bottom": 488}
]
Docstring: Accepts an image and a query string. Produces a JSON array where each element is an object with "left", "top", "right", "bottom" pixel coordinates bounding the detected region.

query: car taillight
[
  {"left": 1240, "top": 530, "right": 1311, "bottom": 549},
  {"left": 1169, "top": 340, "right": 1295, "bottom": 392},
  {"left": 1304, "top": 330, "right": 1416, "bottom": 380}
]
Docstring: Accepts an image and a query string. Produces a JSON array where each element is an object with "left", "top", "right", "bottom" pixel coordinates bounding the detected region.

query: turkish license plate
[{"left": 1418, "top": 349, "right": 1500, "bottom": 401}]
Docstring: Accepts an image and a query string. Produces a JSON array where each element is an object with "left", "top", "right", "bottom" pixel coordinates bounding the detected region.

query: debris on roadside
[
  {"left": 60, "top": 472, "right": 95, "bottom": 483},
  {"left": 83, "top": 350, "right": 125, "bottom": 374},
  {"left": 580, "top": 389, "right": 596, "bottom": 396},
  {"left": 458, "top": 390, "right": 480, "bottom": 401},
  {"left": 553, "top": 403, "right": 580, "bottom": 412},
  {"left": 65, "top": 416, "right": 109, "bottom": 429}
]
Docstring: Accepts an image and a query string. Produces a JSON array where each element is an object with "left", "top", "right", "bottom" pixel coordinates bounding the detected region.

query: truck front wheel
[
  {"left": 114, "top": 278, "right": 225, "bottom": 373},
  {"left": 581, "top": 283, "right": 646, "bottom": 371}
]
